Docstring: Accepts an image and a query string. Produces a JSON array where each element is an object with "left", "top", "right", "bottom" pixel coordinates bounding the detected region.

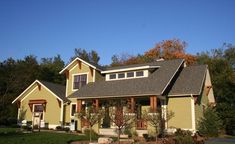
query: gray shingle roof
[
  {"left": 39, "top": 80, "right": 70, "bottom": 102},
  {"left": 168, "top": 65, "right": 207, "bottom": 96},
  {"left": 104, "top": 62, "right": 161, "bottom": 71},
  {"left": 68, "top": 59, "right": 184, "bottom": 99}
]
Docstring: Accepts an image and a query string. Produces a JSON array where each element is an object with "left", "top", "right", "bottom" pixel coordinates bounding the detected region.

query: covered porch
[{"left": 75, "top": 95, "right": 167, "bottom": 135}]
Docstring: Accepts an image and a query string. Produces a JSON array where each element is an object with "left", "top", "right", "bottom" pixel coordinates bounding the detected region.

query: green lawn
[{"left": 0, "top": 128, "right": 89, "bottom": 144}]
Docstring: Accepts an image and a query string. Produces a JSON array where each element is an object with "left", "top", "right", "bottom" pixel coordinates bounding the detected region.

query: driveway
[{"left": 206, "top": 138, "right": 235, "bottom": 144}]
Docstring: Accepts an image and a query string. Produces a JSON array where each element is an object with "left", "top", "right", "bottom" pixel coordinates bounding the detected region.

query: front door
[
  {"left": 33, "top": 112, "right": 41, "bottom": 126},
  {"left": 33, "top": 104, "right": 44, "bottom": 127}
]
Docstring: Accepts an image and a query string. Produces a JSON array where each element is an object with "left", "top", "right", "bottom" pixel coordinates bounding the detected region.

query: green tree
[
  {"left": 197, "top": 44, "right": 235, "bottom": 135},
  {"left": 198, "top": 107, "right": 222, "bottom": 137},
  {"left": 70, "top": 48, "right": 100, "bottom": 64},
  {"left": 0, "top": 55, "right": 40, "bottom": 125},
  {"left": 39, "top": 55, "right": 65, "bottom": 84}
]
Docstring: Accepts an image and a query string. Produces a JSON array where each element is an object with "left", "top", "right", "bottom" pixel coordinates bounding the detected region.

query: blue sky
[{"left": 0, "top": 0, "right": 234, "bottom": 65}]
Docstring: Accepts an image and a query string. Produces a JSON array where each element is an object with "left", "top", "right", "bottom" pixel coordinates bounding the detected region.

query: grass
[{"left": 0, "top": 128, "right": 90, "bottom": 144}]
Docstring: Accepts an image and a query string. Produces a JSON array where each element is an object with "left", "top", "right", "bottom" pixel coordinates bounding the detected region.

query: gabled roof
[
  {"left": 59, "top": 57, "right": 104, "bottom": 74},
  {"left": 168, "top": 65, "right": 207, "bottom": 96},
  {"left": 68, "top": 59, "right": 184, "bottom": 99},
  {"left": 39, "top": 80, "right": 69, "bottom": 102},
  {"left": 12, "top": 80, "right": 69, "bottom": 103}
]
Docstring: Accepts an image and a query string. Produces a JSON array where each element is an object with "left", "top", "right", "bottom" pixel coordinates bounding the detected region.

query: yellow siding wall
[
  {"left": 20, "top": 84, "right": 61, "bottom": 126},
  {"left": 95, "top": 70, "right": 104, "bottom": 81},
  {"left": 167, "top": 97, "right": 193, "bottom": 129}
]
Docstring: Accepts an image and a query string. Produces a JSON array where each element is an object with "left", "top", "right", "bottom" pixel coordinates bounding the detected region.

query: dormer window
[
  {"left": 73, "top": 74, "right": 87, "bottom": 90},
  {"left": 136, "top": 71, "right": 144, "bottom": 77},
  {"left": 118, "top": 73, "right": 125, "bottom": 79},
  {"left": 127, "top": 72, "right": 134, "bottom": 78},
  {"left": 106, "top": 70, "right": 148, "bottom": 81},
  {"left": 109, "top": 74, "right": 116, "bottom": 80}
]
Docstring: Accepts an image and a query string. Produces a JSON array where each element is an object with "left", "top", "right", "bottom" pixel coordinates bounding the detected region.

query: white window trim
[
  {"left": 117, "top": 72, "right": 126, "bottom": 79},
  {"left": 72, "top": 72, "right": 89, "bottom": 91},
  {"left": 70, "top": 103, "right": 77, "bottom": 118},
  {"left": 32, "top": 104, "right": 45, "bottom": 121}
]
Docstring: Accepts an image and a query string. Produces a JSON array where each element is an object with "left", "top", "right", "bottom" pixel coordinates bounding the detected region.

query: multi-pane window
[
  {"left": 34, "top": 105, "right": 44, "bottom": 112},
  {"left": 127, "top": 72, "right": 134, "bottom": 78},
  {"left": 73, "top": 74, "right": 87, "bottom": 90},
  {"left": 109, "top": 74, "right": 116, "bottom": 79},
  {"left": 107, "top": 70, "right": 146, "bottom": 80},
  {"left": 136, "top": 71, "right": 144, "bottom": 77},
  {"left": 71, "top": 104, "right": 76, "bottom": 116},
  {"left": 118, "top": 73, "right": 125, "bottom": 78}
]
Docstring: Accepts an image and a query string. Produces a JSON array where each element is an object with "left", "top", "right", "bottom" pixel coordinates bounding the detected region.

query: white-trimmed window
[
  {"left": 71, "top": 104, "right": 77, "bottom": 117},
  {"left": 73, "top": 74, "right": 87, "bottom": 90},
  {"left": 106, "top": 70, "right": 147, "bottom": 81},
  {"left": 118, "top": 73, "right": 125, "bottom": 79},
  {"left": 127, "top": 72, "right": 134, "bottom": 78},
  {"left": 109, "top": 74, "right": 116, "bottom": 80},
  {"left": 136, "top": 71, "right": 144, "bottom": 77}
]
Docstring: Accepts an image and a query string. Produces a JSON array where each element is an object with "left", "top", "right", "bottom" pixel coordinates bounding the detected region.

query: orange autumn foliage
[
  {"left": 110, "top": 39, "right": 197, "bottom": 66},
  {"left": 144, "top": 39, "right": 196, "bottom": 65}
]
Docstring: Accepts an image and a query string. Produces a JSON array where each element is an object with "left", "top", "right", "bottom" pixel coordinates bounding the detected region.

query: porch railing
[{"left": 136, "top": 119, "right": 147, "bottom": 130}]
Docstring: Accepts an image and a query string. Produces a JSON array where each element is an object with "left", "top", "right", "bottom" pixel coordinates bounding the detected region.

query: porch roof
[{"left": 68, "top": 59, "right": 184, "bottom": 99}]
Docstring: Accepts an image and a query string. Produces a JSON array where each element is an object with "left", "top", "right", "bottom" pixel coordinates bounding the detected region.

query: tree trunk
[
  {"left": 118, "top": 128, "right": 121, "bottom": 144},
  {"left": 89, "top": 125, "right": 92, "bottom": 142}
]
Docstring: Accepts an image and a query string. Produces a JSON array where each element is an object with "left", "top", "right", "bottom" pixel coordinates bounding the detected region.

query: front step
[
  {"left": 99, "top": 128, "right": 117, "bottom": 136},
  {"left": 136, "top": 130, "right": 148, "bottom": 137}
]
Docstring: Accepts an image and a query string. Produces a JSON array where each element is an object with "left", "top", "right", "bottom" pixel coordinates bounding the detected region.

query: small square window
[
  {"left": 136, "top": 71, "right": 144, "bottom": 77},
  {"left": 109, "top": 74, "right": 116, "bottom": 79},
  {"left": 118, "top": 73, "right": 125, "bottom": 78},
  {"left": 127, "top": 72, "right": 134, "bottom": 78}
]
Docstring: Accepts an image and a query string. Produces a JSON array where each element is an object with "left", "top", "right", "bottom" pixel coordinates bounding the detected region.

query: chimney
[{"left": 156, "top": 56, "right": 164, "bottom": 61}]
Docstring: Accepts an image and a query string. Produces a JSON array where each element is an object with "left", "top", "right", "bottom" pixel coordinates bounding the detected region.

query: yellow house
[{"left": 12, "top": 57, "right": 215, "bottom": 134}]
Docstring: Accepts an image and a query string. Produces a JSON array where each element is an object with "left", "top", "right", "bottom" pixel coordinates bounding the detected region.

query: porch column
[
  {"left": 95, "top": 99, "right": 99, "bottom": 110},
  {"left": 77, "top": 100, "right": 82, "bottom": 113},
  {"left": 150, "top": 96, "right": 157, "bottom": 112},
  {"left": 131, "top": 98, "right": 135, "bottom": 112}
]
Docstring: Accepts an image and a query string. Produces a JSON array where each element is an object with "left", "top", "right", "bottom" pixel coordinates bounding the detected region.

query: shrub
[
  {"left": 56, "top": 126, "right": 62, "bottom": 130},
  {"left": 174, "top": 129, "right": 194, "bottom": 144},
  {"left": 198, "top": 107, "right": 222, "bottom": 137},
  {"left": 123, "top": 128, "right": 132, "bottom": 138},
  {"left": 142, "top": 133, "right": 156, "bottom": 142},
  {"left": 174, "top": 135, "right": 195, "bottom": 144},
  {"left": 175, "top": 128, "right": 192, "bottom": 136},
  {"left": 63, "top": 127, "right": 70, "bottom": 132},
  {"left": 21, "top": 125, "right": 32, "bottom": 131}
]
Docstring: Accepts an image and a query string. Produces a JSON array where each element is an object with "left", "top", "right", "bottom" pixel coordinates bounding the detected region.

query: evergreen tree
[{"left": 198, "top": 107, "right": 222, "bottom": 137}]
